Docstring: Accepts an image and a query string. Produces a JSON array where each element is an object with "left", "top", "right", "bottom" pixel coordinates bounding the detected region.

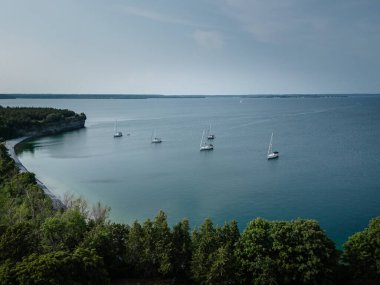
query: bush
[{"left": 342, "top": 217, "right": 380, "bottom": 284}]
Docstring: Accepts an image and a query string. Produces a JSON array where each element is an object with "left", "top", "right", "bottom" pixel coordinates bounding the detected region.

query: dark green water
[{"left": 3, "top": 96, "right": 380, "bottom": 247}]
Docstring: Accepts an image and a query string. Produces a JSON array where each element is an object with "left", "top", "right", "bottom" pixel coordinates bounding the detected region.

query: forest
[
  {"left": 0, "top": 107, "right": 379, "bottom": 284},
  {"left": 0, "top": 106, "right": 86, "bottom": 140}
]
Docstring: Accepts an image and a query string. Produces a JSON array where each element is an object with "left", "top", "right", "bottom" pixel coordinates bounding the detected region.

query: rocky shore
[{"left": 12, "top": 116, "right": 85, "bottom": 138}]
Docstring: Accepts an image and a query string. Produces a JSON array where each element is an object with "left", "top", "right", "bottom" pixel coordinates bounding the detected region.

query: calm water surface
[{"left": 2, "top": 97, "right": 380, "bottom": 246}]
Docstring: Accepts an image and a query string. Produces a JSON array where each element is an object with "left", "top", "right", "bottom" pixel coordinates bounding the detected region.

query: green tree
[
  {"left": 236, "top": 218, "right": 337, "bottom": 285},
  {"left": 172, "top": 218, "right": 192, "bottom": 279},
  {"left": 0, "top": 144, "right": 16, "bottom": 184},
  {"left": 0, "top": 222, "right": 39, "bottom": 262},
  {"left": 125, "top": 220, "right": 145, "bottom": 276},
  {"left": 152, "top": 210, "right": 174, "bottom": 276},
  {"left": 41, "top": 208, "right": 87, "bottom": 251},
  {"left": 14, "top": 248, "right": 109, "bottom": 285},
  {"left": 135, "top": 211, "right": 174, "bottom": 277},
  {"left": 70, "top": 247, "right": 110, "bottom": 284},
  {"left": 125, "top": 212, "right": 175, "bottom": 278},
  {"left": 81, "top": 223, "right": 129, "bottom": 279},
  {"left": 191, "top": 219, "right": 240, "bottom": 284},
  {"left": 0, "top": 259, "right": 15, "bottom": 284},
  {"left": 191, "top": 218, "right": 217, "bottom": 283},
  {"left": 209, "top": 220, "right": 240, "bottom": 284},
  {"left": 342, "top": 216, "right": 380, "bottom": 284}
]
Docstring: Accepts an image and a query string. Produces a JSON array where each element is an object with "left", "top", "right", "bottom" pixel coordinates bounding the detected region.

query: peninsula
[
  {"left": 0, "top": 106, "right": 86, "bottom": 208},
  {"left": 0, "top": 106, "right": 86, "bottom": 140}
]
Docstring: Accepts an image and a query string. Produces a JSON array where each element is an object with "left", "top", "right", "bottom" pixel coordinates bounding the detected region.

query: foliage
[
  {"left": 14, "top": 248, "right": 108, "bottom": 285},
  {"left": 236, "top": 218, "right": 338, "bottom": 285},
  {"left": 0, "top": 222, "right": 39, "bottom": 262},
  {"left": 0, "top": 144, "right": 16, "bottom": 184},
  {"left": 125, "top": 211, "right": 175, "bottom": 278},
  {"left": 41, "top": 208, "right": 87, "bottom": 251},
  {"left": 0, "top": 106, "right": 86, "bottom": 140},
  {"left": 191, "top": 219, "right": 240, "bottom": 284},
  {"left": 81, "top": 223, "right": 129, "bottom": 278},
  {"left": 342, "top": 217, "right": 380, "bottom": 284},
  {"left": 171, "top": 219, "right": 192, "bottom": 279}
]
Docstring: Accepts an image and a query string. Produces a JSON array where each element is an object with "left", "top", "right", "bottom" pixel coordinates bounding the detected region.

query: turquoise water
[{"left": 2, "top": 96, "right": 380, "bottom": 247}]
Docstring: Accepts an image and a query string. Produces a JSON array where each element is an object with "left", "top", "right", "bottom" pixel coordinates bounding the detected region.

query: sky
[{"left": 0, "top": 0, "right": 380, "bottom": 95}]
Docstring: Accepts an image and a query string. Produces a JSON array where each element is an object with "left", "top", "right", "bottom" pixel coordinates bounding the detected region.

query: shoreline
[{"left": 5, "top": 137, "right": 64, "bottom": 209}]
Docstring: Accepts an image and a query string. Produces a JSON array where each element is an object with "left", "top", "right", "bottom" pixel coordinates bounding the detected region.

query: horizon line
[{"left": 1, "top": 93, "right": 380, "bottom": 96}]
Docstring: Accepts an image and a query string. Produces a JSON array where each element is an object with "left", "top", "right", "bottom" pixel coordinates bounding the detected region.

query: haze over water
[{"left": 3, "top": 96, "right": 380, "bottom": 247}]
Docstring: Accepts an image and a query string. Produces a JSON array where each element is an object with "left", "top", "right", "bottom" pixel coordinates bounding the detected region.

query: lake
[{"left": 2, "top": 96, "right": 380, "bottom": 247}]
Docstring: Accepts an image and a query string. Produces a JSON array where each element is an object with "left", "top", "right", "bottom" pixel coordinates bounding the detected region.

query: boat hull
[
  {"left": 200, "top": 145, "right": 213, "bottom": 151},
  {"left": 151, "top": 138, "right": 162, "bottom": 143},
  {"left": 267, "top": 152, "right": 279, "bottom": 159}
]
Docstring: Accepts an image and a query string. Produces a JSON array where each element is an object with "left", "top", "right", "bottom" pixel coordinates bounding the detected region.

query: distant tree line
[
  {"left": 0, "top": 144, "right": 379, "bottom": 284},
  {"left": 0, "top": 106, "right": 86, "bottom": 140}
]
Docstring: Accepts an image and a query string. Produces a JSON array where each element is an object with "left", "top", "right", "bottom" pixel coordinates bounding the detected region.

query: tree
[
  {"left": 235, "top": 218, "right": 337, "bottom": 285},
  {"left": 81, "top": 223, "right": 129, "bottom": 279},
  {"left": 191, "top": 218, "right": 217, "bottom": 283},
  {"left": 131, "top": 211, "right": 174, "bottom": 277},
  {"left": 342, "top": 216, "right": 380, "bottom": 284},
  {"left": 125, "top": 220, "right": 145, "bottom": 276},
  {"left": 209, "top": 220, "right": 240, "bottom": 284},
  {"left": 0, "top": 259, "right": 15, "bottom": 284},
  {"left": 172, "top": 219, "right": 192, "bottom": 279},
  {"left": 14, "top": 248, "right": 109, "bottom": 284},
  {"left": 152, "top": 210, "right": 174, "bottom": 276},
  {"left": 191, "top": 219, "right": 240, "bottom": 284},
  {"left": 89, "top": 201, "right": 111, "bottom": 225},
  {"left": 0, "top": 222, "right": 39, "bottom": 262},
  {"left": 0, "top": 144, "right": 16, "bottom": 184},
  {"left": 41, "top": 208, "right": 87, "bottom": 251}
]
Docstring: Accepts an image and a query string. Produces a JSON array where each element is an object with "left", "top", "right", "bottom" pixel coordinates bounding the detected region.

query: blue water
[{"left": 2, "top": 96, "right": 380, "bottom": 247}]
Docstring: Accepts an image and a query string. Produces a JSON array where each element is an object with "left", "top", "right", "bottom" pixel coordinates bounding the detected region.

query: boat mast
[
  {"left": 268, "top": 132, "right": 273, "bottom": 154},
  {"left": 200, "top": 130, "right": 205, "bottom": 148}
]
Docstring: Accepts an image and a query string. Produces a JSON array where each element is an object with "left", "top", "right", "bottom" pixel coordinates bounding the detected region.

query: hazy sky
[{"left": 1, "top": 0, "right": 379, "bottom": 95}]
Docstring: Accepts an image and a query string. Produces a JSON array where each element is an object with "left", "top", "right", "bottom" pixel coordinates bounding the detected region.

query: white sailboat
[
  {"left": 207, "top": 123, "right": 215, "bottom": 140},
  {"left": 113, "top": 120, "right": 123, "bottom": 137},
  {"left": 200, "top": 130, "right": 214, "bottom": 151},
  {"left": 151, "top": 129, "right": 162, "bottom": 143},
  {"left": 267, "top": 132, "right": 279, "bottom": 159}
]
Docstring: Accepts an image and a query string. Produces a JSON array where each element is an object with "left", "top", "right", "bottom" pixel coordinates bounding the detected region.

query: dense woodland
[
  {"left": 0, "top": 106, "right": 86, "bottom": 140},
  {"left": 0, "top": 108, "right": 379, "bottom": 284}
]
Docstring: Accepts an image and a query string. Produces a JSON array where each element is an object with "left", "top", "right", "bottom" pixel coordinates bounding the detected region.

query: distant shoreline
[{"left": 1, "top": 94, "right": 379, "bottom": 100}]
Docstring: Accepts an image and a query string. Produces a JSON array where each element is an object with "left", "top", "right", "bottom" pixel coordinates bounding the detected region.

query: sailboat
[
  {"left": 113, "top": 120, "right": 123, "bottom": 137},
  {"left": 151, "top": 129, "right": 162, "bottom": 143},
  {"left": 200, "top": 130, "right": 214, "bottom": 151},
  {"left": 267, "top": 132, "right": 279, "bottom": 159},
  {"left": 207, "top": 123, "right": 215, "bottom": 140}
]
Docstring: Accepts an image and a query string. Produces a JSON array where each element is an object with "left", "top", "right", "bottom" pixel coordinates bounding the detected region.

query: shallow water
[{"left": 2, "top": 96, "right": 380, "bottom": 247}]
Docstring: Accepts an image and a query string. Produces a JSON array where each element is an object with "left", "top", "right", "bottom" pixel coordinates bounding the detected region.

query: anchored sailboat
[
  {"left": 200, "top": 130, "right": 214, "bottom": 151},
  {"left": 207, "top": 123, "right": 215, "bottom": 140},
  {"left": 267, "top": 132, "right": 279, "bottom": 159},
  {"left": 151, "top": 129, "right": 162, "bottom": 143},
  {"left": 113, "top": 120, "right": 123, "bottom": 138}
]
